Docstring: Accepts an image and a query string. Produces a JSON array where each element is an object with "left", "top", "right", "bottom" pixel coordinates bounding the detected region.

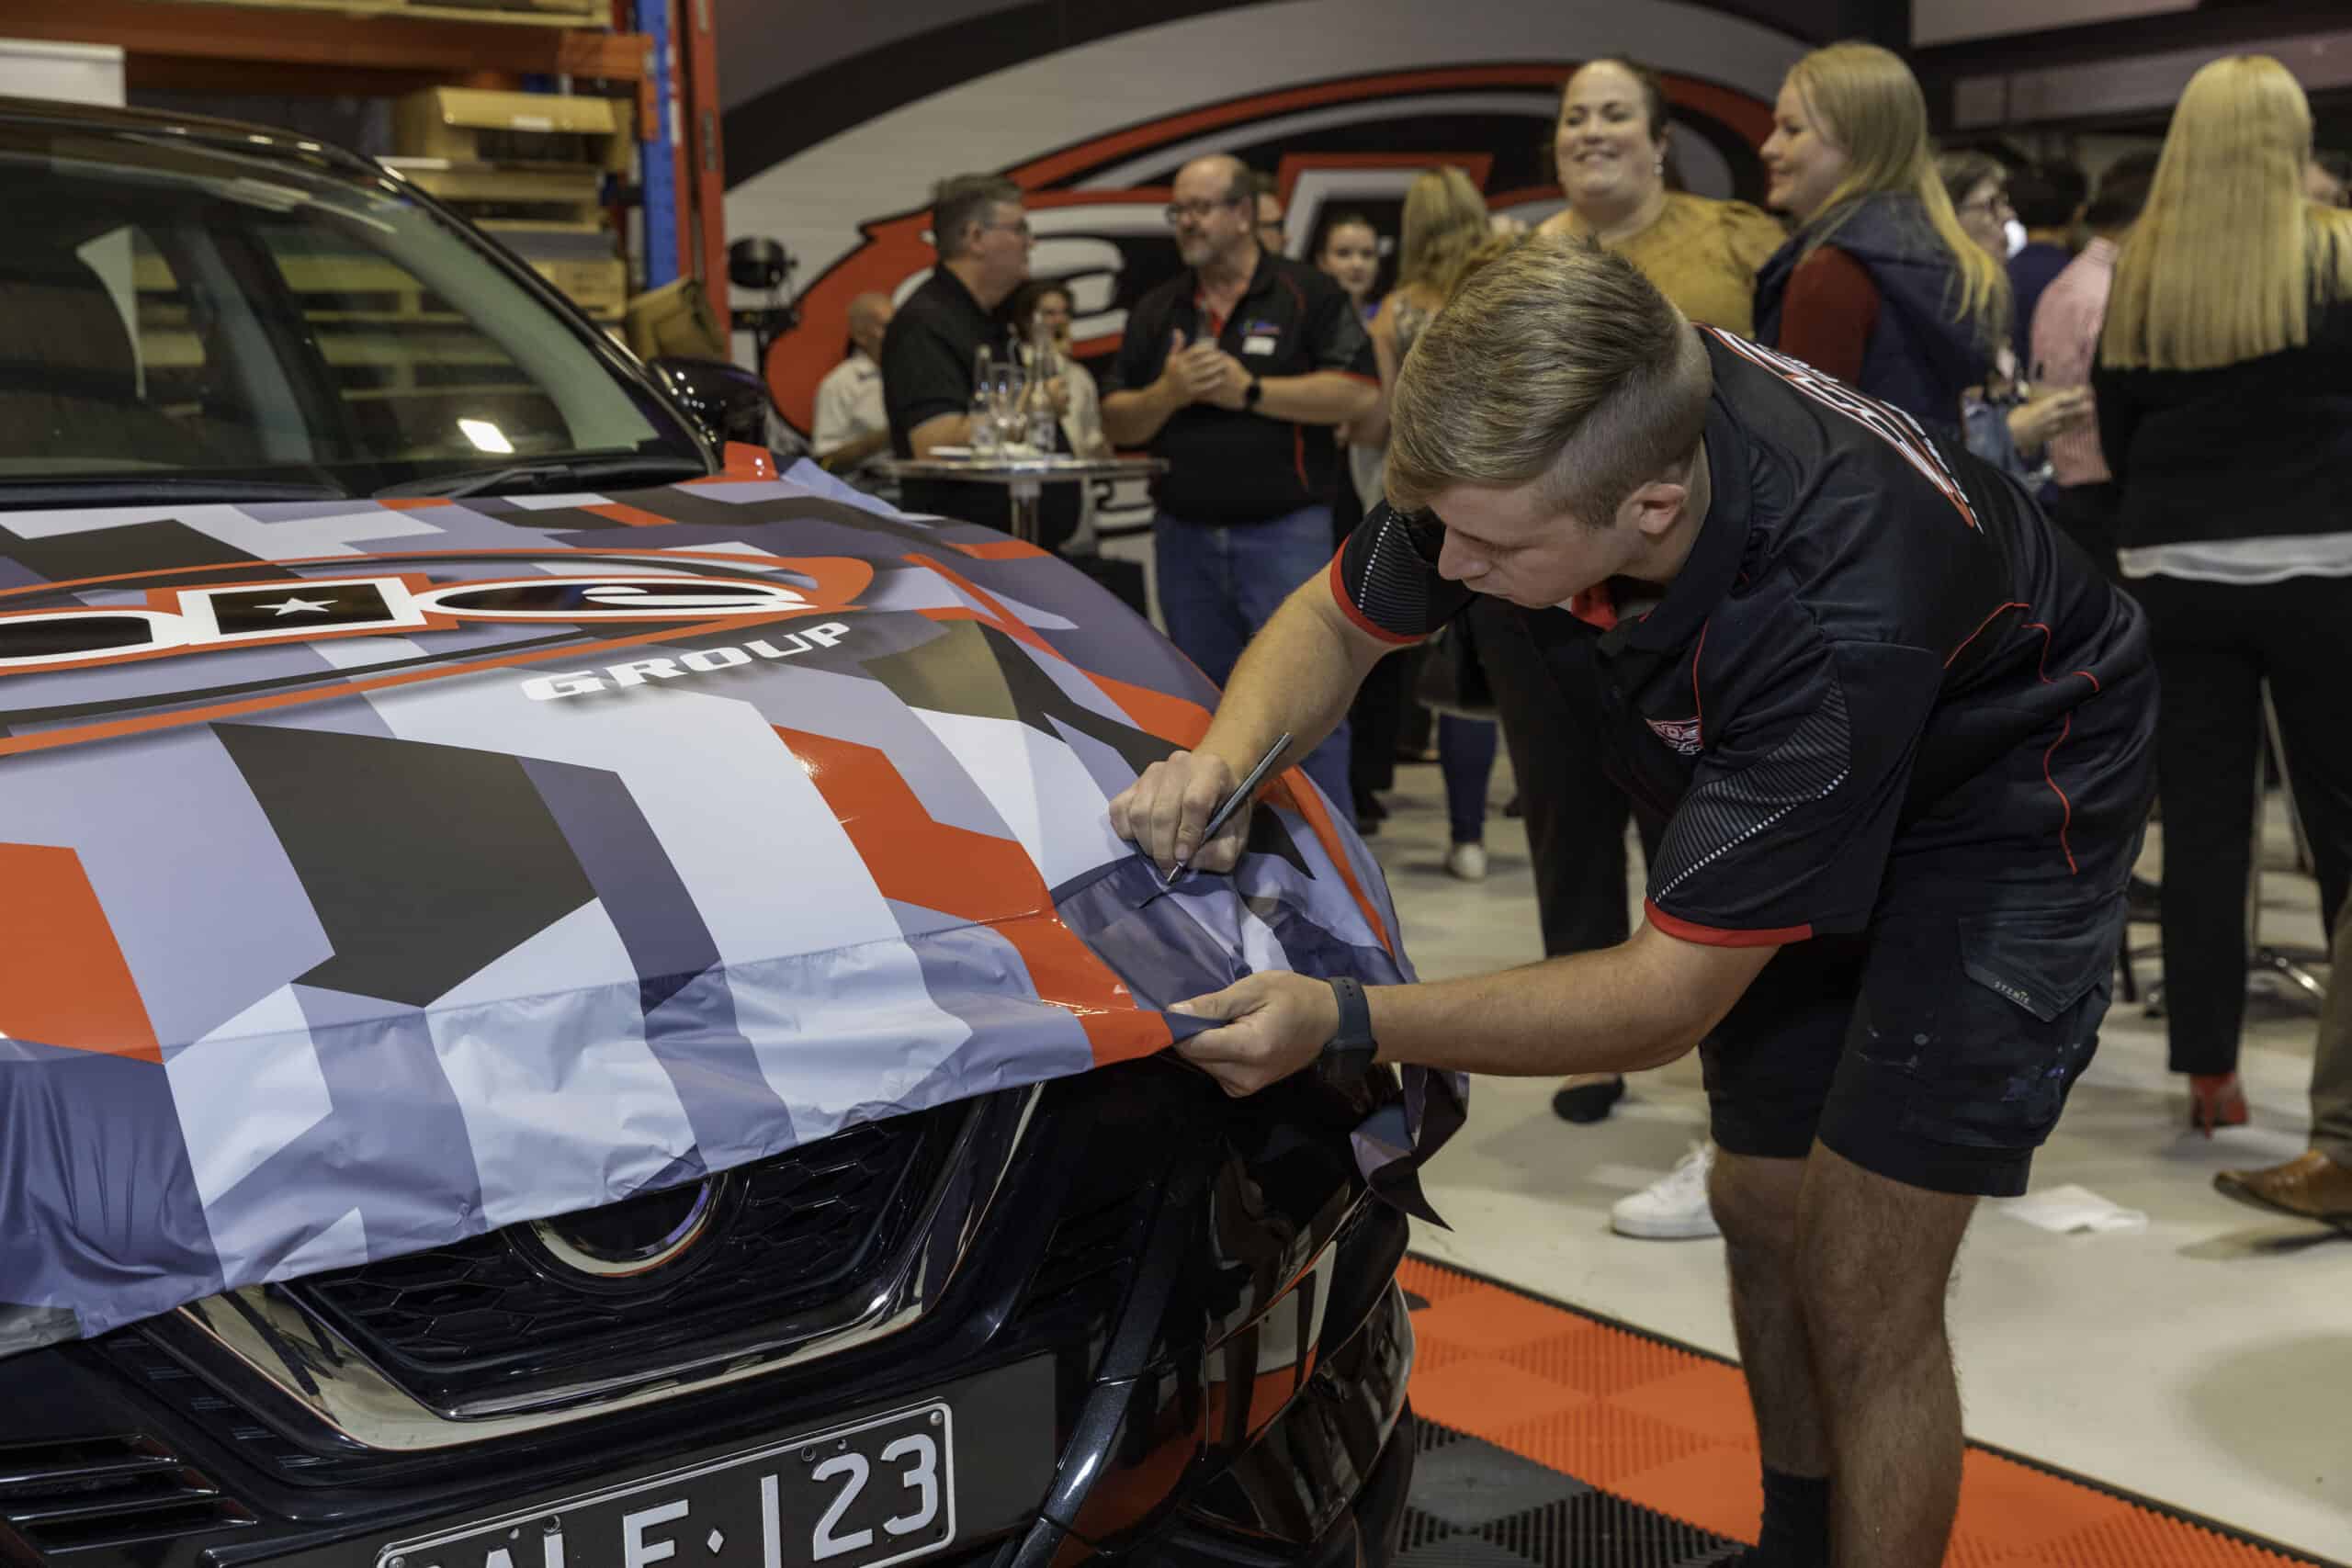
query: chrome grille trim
[{"left": 146, "top": 1088, "right": 1037, "bottom": 1451}]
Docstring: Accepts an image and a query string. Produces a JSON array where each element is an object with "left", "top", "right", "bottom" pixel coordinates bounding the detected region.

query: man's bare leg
[
  {"left": 1795, "top": 1142, "right": 1977, "bottom": 1568},
  {"left": 1712, "top": 1150, "right": 1829, "bottom": 1475}
]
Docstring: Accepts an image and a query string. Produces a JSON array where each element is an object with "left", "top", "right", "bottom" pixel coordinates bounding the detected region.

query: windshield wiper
[
  {"left": 374, "top": 455, "right": 712, "bottom": 501},
  {"left": 0, "top": 477, "right": 346, "bottom": 508}
]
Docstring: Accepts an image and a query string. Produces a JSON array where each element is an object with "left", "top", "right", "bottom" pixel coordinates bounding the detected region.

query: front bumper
[{"left": 0, "top": 1060, "right": 1416, "bottom": 1568}]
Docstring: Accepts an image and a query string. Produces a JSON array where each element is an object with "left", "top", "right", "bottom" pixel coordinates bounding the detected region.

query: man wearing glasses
[
  {"left": 881, "top": 172, "right": 1079, "bottom": 546},
  {"left": 1102, "top": 153, "right": 1379, "bottom": 816}
]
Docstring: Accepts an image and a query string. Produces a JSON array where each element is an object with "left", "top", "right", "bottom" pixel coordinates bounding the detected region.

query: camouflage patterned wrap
[{"left": 0, "top": 452, "right": 1463, "bottom": 1359}]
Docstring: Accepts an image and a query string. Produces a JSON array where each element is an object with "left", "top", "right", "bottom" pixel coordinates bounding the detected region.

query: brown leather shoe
[{"left": 2214, "top": 1150, "right": 2352, "bottom": 1231}]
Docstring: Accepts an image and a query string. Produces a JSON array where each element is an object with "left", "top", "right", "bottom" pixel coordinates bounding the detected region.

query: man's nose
[{"left": 1436, "top": 533, "right": 1483, "bottom": 582}]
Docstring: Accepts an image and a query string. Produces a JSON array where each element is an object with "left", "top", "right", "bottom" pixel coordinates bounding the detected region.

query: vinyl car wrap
[{"left": 0, "top": 452, "right": 1463, "bottom": 1359}]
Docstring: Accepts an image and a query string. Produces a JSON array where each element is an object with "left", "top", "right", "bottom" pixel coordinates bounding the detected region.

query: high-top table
[{"left": 877, "top": 453, "right": 1167, "bottom": 545}]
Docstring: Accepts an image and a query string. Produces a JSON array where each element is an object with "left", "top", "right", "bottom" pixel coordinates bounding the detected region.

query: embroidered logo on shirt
[{"left": 1646, "top": 716, "right": 1703, "bottom": 756}]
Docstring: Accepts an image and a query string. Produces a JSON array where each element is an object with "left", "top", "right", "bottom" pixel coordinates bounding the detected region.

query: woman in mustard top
[
  {"left": 1535, "top": 56, "right": 1786, "bottom": 335},
  {"left": 1510, "top": 59, "right": 1783, "bottom": 1152}
]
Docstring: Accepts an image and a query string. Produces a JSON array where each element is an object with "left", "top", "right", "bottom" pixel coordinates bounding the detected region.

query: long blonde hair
[
  {"left": 2101, "top": 55, "right": 2352, "bottom": 370},
  {"left": 1398, "top": 168, "right": 1490, "bottom": 300},
  {"left": 1787, "top": 41, "right": 2008, "bottom": 346}
]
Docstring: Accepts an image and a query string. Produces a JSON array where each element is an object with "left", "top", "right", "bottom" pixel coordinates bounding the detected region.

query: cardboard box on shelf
[
  {"left": 484, "top": 221, "right": 628, "bottom": 321},
  {"left": 622, "top": 277, "right": 728, "bottom": 362},
  {"left": 380, "top": 160, "right": 605, "bottom": 226},
  {"left": 393, "top": 86, "right": 631, "bottom": 175}
]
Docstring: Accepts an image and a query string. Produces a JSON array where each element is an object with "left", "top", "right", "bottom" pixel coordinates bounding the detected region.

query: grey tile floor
[{"left": 1359, "top": 754, "right": 2352, "bottom": 1563}]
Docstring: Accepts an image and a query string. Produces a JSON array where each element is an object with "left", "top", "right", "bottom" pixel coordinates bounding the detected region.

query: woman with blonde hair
[
  {"left": 1754, "top": 41, "right": 2007, "bottom": 423},
  {"left": 2091, "top": 56, "right": 2352, "bottom": 1168},
  {"left": 1346, "top": 167, "right": 1499, "bottom": 883}
]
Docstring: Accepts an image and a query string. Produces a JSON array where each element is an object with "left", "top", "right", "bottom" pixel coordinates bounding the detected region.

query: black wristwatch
[
  {"left": 1243, "top": 376, "right": 1263, "bottom": 410},
  {"left": 1318, "top": 976, "right": 1378, "bottom": 1083}
]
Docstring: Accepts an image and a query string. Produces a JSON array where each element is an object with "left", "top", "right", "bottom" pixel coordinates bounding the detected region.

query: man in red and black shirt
[
  {"left": 1110, "top": 239, "right": 2153, "bottom": 1568},
  {"left": 1102, "top": 152, "right": 1377, "bottom": 814}
]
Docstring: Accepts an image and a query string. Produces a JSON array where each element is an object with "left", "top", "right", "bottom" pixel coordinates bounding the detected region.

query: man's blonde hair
[
  {"left": 2102, "top": 55, "right": 2352, "bottom": 370},
  {"left": 1385, "top": 235, "right": 1712, "bottom": 525}
]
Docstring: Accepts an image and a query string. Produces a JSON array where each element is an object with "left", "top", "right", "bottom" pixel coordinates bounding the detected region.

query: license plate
[{"left": 379, "top": 1403, "right": 956, "bottom": 1568}]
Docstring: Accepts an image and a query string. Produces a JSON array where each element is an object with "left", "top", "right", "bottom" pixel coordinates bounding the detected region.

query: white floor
[{"left": 1358, "top": 753, "right": 2352, "bottom": 1564}]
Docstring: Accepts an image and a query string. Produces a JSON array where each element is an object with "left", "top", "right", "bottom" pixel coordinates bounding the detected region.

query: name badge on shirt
[{"left": 1242, "top": 333, "right": 1278, "bottom": 356}]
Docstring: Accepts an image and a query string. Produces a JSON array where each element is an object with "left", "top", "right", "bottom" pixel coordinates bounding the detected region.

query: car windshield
[{"left": 0, "top": 117, "right": 705, "bottom": 504}]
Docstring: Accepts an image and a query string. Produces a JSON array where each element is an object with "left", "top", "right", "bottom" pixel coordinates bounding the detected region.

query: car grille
[
  {"left": 0, "top": 1437, "right": 254, "bottom": 1557},
  {"left": 288, "top": 1102, "right": 967, "bottom": 1409}
]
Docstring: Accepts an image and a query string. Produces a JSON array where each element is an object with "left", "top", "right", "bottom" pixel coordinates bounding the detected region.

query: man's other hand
[
  {"left": 1203, "top": 352, "right": 1253, "bottom": 411},
  {"left": 1171, "top": 972, "right": 1340, "bottom": 1096},
  {"left": 1165, "top": 342, "right": 1227, "bottom": 404},
  {"left": 1107, "top": 748, "right": 1248, "bottom": 875}
]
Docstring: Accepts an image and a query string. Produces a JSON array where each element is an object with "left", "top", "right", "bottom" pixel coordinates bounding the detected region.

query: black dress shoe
[{"left": 1551, "top": 1076, "right": 1625, "bottom": 1123}]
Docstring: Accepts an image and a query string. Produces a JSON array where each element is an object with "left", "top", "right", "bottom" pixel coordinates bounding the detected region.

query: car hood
[{"left": 0, "top": 456, "right": 1453, "bottom": 1359}]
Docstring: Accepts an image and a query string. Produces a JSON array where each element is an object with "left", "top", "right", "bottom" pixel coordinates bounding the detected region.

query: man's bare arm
[
  {"left": 1110, "top": 570, "right": 1401, "bottom": 873},
  {"left": 909, "top": 412, "right": 972, "bottom": 457},
  {"left": 1172, "top": 923, "right": 1781, "bottom": 1096},
  {"left": 1198, "top": 570, "right": 1392, "bottom": 776},
  {"left": 819, "top": 427, "right": 895, "bottom": 470},
  {"left": 1254, "top": 370, "right": 1379, "bottom": 427},
  {"left": 1364, "top": 925, "right": 1778, "bottom": 1075},
  {"left": 1100, "top": 380, "right": 1185, "bottom": 447}
]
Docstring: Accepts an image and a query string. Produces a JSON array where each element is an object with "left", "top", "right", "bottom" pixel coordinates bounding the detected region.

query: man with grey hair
[
  {"left": 881, "top": 172, "right": 1078, "bottom": 544},
  {"left": 1102, "top": 152, "right": 1377, "bottom": 813},
  {"left": 1109, "top": 236, "right": 2155, "bottom": 1568}
]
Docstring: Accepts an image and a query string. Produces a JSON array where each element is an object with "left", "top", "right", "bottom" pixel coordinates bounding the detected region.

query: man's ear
[{"left": 1623, "top": 478, "right": 1690, "bottom": 540}]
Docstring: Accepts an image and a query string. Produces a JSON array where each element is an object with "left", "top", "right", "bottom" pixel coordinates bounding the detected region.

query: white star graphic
[{"left": 255, "top": 595, "right": 336, "bottom": 617}]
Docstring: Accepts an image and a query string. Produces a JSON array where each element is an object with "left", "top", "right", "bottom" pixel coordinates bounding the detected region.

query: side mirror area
[{"left": 650, "top": 356, "right": 784, "bottom": 453}]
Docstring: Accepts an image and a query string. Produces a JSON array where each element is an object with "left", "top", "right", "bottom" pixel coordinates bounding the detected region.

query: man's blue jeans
[{"left": 1153, "top": 505, "right": 1353, "bottom": 818}]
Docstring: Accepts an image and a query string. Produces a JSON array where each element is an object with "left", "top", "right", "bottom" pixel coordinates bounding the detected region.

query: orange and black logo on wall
[{"left": 760, "top": 64, "right": 1772, "bottom": 436}]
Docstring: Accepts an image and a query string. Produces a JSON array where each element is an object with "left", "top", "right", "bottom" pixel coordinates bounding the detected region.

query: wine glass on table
[{"left": 989, "top": 355, "right": 1031, "bottom": 455}]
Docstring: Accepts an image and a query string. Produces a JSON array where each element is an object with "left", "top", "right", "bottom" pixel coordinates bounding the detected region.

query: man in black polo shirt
[
  {"left": 1110, "top": 240, "right": 2154, "bottom": 1568},
  {"left": 880, "top": 172, "right": 1080, "bottom": 547},
  {"left": 1102, "top": 152, "right": 1377, "bottom": 815}
]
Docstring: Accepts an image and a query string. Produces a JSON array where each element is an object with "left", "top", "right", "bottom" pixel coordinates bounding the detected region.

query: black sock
[{"left": 1754, "top": 1468, "right": 1831, "bottom": 1567}]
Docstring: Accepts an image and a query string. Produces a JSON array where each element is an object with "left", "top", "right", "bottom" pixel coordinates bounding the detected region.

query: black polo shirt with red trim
[
  {"left": 1111, "top": 247, "right": 1376, "bottom": 524},
  {"left": 1333, "top": 327, "right": 2154, "bottom": 946}
]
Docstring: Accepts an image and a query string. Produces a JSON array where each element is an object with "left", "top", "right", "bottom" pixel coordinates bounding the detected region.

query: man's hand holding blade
[{"left": 1108, "top": 750, "right": 1250, "bottom": 876}]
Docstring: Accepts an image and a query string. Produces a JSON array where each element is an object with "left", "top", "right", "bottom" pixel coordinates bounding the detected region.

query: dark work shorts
[{"left": 1699, "top": 890, "right": 2129, "bottom": 1198}]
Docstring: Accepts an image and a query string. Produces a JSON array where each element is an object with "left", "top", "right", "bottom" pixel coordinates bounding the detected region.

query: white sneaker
[
  {"left": 1445, "top": 841, "right": 1488, "bottom": 881},
  {"left": 1611, "top": 1143, "right": 1721, "bottom": 1239}
]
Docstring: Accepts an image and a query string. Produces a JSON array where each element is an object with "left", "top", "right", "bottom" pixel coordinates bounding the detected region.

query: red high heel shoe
[{"left": 2188, "top": 1073, "right": 2248, "bottom": 1137}]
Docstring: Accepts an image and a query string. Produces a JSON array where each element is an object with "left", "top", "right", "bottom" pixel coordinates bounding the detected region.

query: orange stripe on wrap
[
  {"left": 0, "top": 843, "right": 162, "bottom": 1064},
  {"left": 774, "top": 725, "right": 1170, "bottom": 1067},
  {"left": 580, "top": 502, "right": 680, "bottom": 528}
]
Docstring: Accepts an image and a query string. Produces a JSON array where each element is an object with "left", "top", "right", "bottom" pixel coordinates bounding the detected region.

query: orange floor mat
[{"left": 1396, "top": 1256, "right": 2336, "bottom": 1568}]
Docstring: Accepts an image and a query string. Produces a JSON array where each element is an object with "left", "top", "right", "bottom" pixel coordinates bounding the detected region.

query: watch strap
[{"left": 1326, "top": 976, "right": 1372, "bottom": 1050}]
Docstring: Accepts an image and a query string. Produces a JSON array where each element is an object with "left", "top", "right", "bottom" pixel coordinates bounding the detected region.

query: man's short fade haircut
[
  {"left": 932, "top": 173, "right": 1022, "bottom": 260},
  {"left": 1385, "top": 235, "right": 1713, "bottom": 526}
]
